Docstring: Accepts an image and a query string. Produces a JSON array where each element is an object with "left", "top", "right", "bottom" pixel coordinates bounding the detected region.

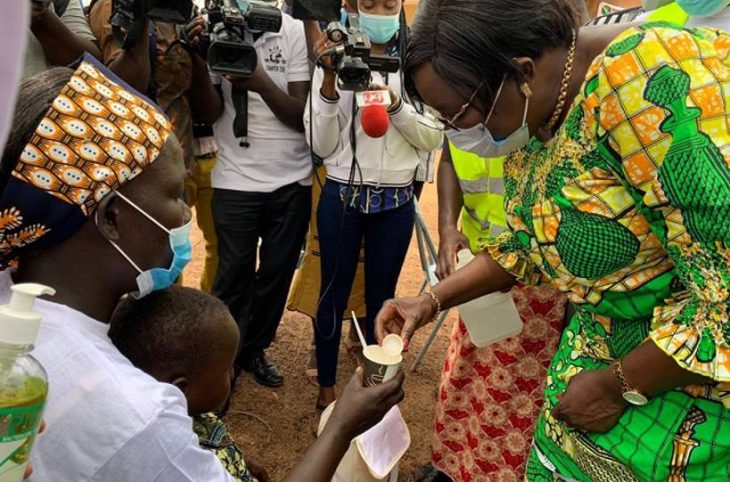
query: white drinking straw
[{"left": 351, "top": 311, "right": 368, "bottom": 348}]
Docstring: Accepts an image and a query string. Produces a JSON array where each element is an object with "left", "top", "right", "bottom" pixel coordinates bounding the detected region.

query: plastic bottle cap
[
  {"left": 0, "top": 283, "right": 55, "bottom": 346},
  {"left": 382, "top": 334, "right": 404, "bottom": 357}
]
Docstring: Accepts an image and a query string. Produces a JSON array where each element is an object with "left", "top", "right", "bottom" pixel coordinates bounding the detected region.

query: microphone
[{"left": 360, "top": 104, "right": 390, "bottom": 138}]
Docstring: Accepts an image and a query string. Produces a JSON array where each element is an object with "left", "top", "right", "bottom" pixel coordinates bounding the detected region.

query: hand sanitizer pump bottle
[{"left": 0, "top": 283, "right": 55, "bottom": 481}]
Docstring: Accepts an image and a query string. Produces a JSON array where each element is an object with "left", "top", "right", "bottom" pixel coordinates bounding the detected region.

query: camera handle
[
  {"left": 111, "top": 7, "right": 147, "bottom": 50},
  {"left": 232, "top": 85, "right": 250, "bottom": 148}
]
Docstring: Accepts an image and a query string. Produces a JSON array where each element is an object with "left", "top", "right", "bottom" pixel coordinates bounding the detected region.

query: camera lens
[
  {"left": 329, "top": 30, "right": 343, "bottom": 43},
  {"left": 208, "top": 38, "right": 258, "bottom": 77}
]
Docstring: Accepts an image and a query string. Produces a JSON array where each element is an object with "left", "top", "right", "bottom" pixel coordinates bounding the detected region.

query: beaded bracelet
[{"left": 425, "top": 290, "right": 441, "bottom": 323}]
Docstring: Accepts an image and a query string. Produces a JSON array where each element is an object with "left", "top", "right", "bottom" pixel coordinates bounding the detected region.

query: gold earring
[{"left": 520, "top": 83, "right": 533, "bottom": 98}]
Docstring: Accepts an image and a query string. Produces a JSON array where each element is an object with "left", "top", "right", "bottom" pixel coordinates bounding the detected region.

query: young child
[{"left": 109, "top": 286, "right": 264, "bottom": 482}]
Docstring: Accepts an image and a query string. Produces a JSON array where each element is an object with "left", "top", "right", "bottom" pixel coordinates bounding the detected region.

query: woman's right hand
[
  {"left": 375, "top": 294, "right": 437, "bottom": 348},
  {"left": 313, "top": 31, "right": 339, "bottom": 99},
  {"left": 313, "top": 31, "right": 338, "bottom": 71}
]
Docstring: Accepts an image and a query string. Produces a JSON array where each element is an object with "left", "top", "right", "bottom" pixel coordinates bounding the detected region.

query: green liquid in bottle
[
  {"left": 0, "top": 283, "right": 55, "bottom": 481},
  {"left": 0, "top": 373, "right": 47, "bottom": 481}
]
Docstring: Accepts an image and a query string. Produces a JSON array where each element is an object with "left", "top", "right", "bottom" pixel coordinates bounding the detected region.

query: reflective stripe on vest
[
  {"left": 647, "top": 2, "right": 689, "bottom": 24},
  {"left": 448, "top": 143, "right": 507, "bottom": 253}
]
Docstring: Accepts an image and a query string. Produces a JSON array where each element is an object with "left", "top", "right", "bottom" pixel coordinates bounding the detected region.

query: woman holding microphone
[{"left": 304, "top": 0, "right": 442, "bottom": 410}]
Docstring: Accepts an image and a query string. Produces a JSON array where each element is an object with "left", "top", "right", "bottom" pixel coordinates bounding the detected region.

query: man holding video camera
[
  {"left": 26, "top": 0, "right": 101, "bottom": 78},
  {"left": 194, "top": 0, "right": 312, "bottom": 389},
  {"left": 89, "top": 0, "right": 223, "bottom": 294},
  {"left": 89, "top": 0, "right": 203, "bottom": 168},
  {"left": 305, "top": 0, "right": 442, "bottom": 409}
]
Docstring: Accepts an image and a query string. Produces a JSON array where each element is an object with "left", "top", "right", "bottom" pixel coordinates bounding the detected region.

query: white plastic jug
[{"left": 455, "top": 249, "right": 523, "bottom": 346}]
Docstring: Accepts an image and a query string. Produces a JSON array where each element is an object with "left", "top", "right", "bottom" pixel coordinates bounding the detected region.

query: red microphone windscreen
[{"left": 361, "top": 104, "right": 390, "bottom": 138}]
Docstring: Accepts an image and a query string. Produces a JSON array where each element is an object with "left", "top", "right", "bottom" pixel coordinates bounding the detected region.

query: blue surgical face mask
[
  {"left": 98, "top": 192, "right": 193, "bottom": 299},
  {"left": 676, "top": 0, "right": 729, "bottom": 16},
  {"left": 358, "top": 12, "right": 399, "bottom": 45},
  {"left": 445, "top": 75, "right": 531, "bottom": 158}
]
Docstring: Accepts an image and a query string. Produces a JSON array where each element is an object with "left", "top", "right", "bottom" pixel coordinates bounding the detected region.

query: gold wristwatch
[{"left": 613, "top": 360, "right": 648, "bottom": 406}]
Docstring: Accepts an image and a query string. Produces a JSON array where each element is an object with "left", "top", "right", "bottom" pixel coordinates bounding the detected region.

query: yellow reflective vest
[
  {"left": 647, "top": 2, "right": 689, "bottom": 24},
  {"left": 448, "top": 143, "right": 506, "bottom": 254}
]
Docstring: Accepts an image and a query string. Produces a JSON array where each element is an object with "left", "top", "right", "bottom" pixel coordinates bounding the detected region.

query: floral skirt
[{"left": 431, "top": 284, "right": 566, "bottom": 482}]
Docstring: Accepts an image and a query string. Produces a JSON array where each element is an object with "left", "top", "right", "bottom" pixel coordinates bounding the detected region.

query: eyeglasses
[{"left": 436, "top": 82, "right": 484, "bottom": 131}]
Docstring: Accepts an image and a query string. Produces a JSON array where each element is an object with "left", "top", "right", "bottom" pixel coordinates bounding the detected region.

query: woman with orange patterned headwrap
[{"left": 0, "top": 56, "right": 403, "bottom": 482}]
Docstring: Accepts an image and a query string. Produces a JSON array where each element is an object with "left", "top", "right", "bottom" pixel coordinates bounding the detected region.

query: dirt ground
[{"left": 182, "top": 181, "right": 457, "bottom": 480}]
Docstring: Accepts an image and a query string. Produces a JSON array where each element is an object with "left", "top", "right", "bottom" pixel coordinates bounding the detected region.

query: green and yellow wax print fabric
[
  {"left": 193, "top": 413, "right": 253, "bottom": 482},
  {"left": 488, "top": 25, "right": 730, "bottom": 481}
]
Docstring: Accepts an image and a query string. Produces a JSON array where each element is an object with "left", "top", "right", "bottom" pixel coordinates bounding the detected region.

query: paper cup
[{"left": 362, "top": 345, "right": 402, "bottom": 387}]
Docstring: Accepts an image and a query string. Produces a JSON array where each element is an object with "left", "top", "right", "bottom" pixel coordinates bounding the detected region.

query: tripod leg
[{"left": 410, "top": 309, "right": 449, "bottom": 372}]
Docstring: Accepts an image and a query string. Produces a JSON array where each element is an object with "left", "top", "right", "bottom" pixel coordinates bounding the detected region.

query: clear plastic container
[{"left": 455, "top": 250, "right": 523, "bottom": 347}]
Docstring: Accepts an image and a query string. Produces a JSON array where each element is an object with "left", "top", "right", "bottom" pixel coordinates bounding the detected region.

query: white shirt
[
  {"left": 304, "top": 67, "right": 443, "bottom": 188},
  {"left": 0, "top": 272, "right": 235, "bottom": 482},
  {"left": 211, "top": 14, "right": 312, "bottom": 193}
]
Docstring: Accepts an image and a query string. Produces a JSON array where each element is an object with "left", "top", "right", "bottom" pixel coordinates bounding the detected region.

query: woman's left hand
[
  {"left": 369, "top": 83, "right": 399, "bottom": 110},
  {"left": 552, "top": 368, "right": 628, "bottom": 433}
]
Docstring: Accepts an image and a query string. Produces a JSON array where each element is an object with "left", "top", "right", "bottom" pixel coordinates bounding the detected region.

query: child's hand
[{"left": 328, "top": 368, "right": 405, "bottom": 439}]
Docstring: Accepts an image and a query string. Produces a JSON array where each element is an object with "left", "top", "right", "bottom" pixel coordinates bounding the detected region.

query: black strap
[
  {"left": 586, "top": 7, "right": 643, "bottom": 26},
  {"left": 232, "top": 86, "right": 250, "bottom": 148},
  {"left": 53, "top": 0, "right": 70, "bottom": 17}
]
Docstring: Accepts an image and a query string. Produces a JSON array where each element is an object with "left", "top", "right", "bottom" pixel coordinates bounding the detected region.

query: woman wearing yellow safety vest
[{"left": 410, "top": 140, "right": 567, "bottom": 482}]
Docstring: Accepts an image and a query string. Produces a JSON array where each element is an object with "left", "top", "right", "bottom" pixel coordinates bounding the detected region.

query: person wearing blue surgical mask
[
  {"left": 637, "top": 0, "right": 730, "bottom": 30},
  {"left": 678, "top": 0, "right": 730, "bottom": 30},
  {"left": 676, "top": 0, "right": 730, "bottom": 17},
  {"left": 306, "top": 0, "right": 443, "bottom": 410},
  {"left": 0, "top": 66, "right": 205, "bottom": 481},
  {"left": 1, "top": 65, "right": 405, "bottom": 482}
]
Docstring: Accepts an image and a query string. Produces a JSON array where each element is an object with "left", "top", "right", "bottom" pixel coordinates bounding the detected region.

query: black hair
[
  {"left": 1, "top": 67, "right": 73, "bottom": 194},
  {"left": 109, "top": 286, "right": 236, "bottom": 381},
  {"left": 405, "top": 0, "right": 580, "bottom": 106}
]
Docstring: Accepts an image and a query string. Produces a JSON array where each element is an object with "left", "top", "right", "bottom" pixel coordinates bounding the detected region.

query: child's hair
[{"left": 109, "top": 286, "right": 235, "bottom": 381}]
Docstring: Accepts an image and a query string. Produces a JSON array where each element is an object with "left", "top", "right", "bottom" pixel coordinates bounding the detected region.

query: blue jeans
[{"left": 315, "top": 180, "right": 415, "bottom": 387}]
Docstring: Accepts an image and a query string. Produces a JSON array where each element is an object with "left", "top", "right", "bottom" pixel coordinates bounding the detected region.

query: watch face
[{"left": 623, "top": 390, "right": 649, "bottom": 406}]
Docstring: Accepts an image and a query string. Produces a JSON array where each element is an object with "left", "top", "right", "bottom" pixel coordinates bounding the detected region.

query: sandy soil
[{"left": 183, "top": 181, "right": 457, "bottom": 480}]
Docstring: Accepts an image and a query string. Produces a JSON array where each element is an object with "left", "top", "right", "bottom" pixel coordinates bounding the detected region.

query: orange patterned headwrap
[{"left": 0, "top": 55, "right": 172, "bottom": 267}]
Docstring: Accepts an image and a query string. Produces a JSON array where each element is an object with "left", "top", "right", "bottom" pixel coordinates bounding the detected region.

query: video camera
[
  {"left": 197, "top": 0, "right": 282, "bottom": 77},
  {"left": 111, "top": 0, "right": 193, "bottom": 48},
  {"left": 322, "top": 15, "right": 400, "bottom": 92}
]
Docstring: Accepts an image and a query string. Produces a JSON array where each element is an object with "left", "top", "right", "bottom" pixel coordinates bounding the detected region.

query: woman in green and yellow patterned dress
[{"left": 375, "top": 0, "right": 730, "bottom": 479}]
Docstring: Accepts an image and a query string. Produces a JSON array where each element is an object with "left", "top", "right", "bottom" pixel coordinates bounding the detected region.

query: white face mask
[{"left": 445, "top": 76, "right": 530, "bottom": 158}]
